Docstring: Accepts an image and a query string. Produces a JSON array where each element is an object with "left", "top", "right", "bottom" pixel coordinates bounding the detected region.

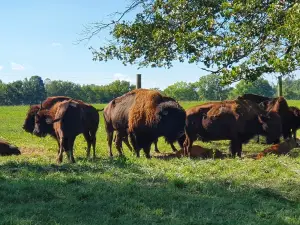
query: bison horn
[
  {"left": 40, "top": 101, "right": 43, "bottom": 109},
  {"left": 162, "top": 110, "right": 168, "bottom": 116}
]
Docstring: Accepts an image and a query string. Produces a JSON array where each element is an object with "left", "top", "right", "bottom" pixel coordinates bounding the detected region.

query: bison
[
  {"left": 256, "top": 138, "right": 298, "bottom": 159},
  {"left": 103, "top": 89, "right": 185, "bottom": 158},
  {"left": 0, "top": 140, "right": 21, "bottom": 156},
  {"left": 239, "top": 94, "right": 291, "bottom": 143},
  {"left": 183, "top": 99, "right": 282, "bottom": 157},
  {"left": 33, "top": 99, "right": 100, "bottom": 163},
  {"left": 24, "top": 96, "right": 100, "bottom": 159},
  {"left": 287, "top": 106, "right": 300, "bottom": 140}
]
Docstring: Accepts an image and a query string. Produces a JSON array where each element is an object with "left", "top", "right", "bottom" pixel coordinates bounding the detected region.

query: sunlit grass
[{"left": 0, "top": 101, "right": 300, "bottom": 224}]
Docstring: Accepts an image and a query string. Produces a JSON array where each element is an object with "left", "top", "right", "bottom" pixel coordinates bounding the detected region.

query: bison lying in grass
[
  {"left": 103, "top": 89, "right": 186, "bottom": 158},
  {"left": 183, "top": 99, "right": 282, "bottom": 157},
  {"left": 33, "top": 99, "right": 100, "bottom": 163},
  {"left": 0, "top": 140, "right": 21, "bottom": 156}
]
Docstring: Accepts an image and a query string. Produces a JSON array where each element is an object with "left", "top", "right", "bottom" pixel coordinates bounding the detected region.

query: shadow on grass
[{"left": 0, "top": 161, "right": 299, "bottom": 225}]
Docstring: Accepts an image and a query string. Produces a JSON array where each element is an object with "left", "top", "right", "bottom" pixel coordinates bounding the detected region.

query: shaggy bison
[
  {"left": 103, "top": 89, "right": 185, "bottom": 158},
  {"left": 0, "top": 140, "right": 21, "bottom": 156},
  {"left": 239, "top": 94, "right": 291, "bottom": 143},
  {"left": 183, "top": 99, "right": 282, "bottom": 157},
  {"left": 287, "top": 106, "right": 300, "bottom": 140},
  {"left": 24, "top": 96, "right": 100, "bottom": 160},
  {"left": 33, "top": 99, "right": 100, "bottom": 163}
]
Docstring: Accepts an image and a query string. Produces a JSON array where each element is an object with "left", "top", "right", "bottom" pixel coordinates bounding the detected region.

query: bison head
[
  {"left": 157, "top": 101, "right": 186, "bottom": 143},
  {"left": 258, "top": 112, "right": 282, "bottom": 144},
  {"left": 33, "top": 110, "right": 55, "bottom": 137},
  {"left": 22, "top": 105, "right": 40, "bottom": 133}
]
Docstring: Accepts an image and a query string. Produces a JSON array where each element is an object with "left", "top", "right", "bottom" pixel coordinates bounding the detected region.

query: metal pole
[
  {"left": 278, "top": 75, "right": 283, "bottom": 97},
  {"left": 136, "top": 74, "right": 141, "bottom": 89}
]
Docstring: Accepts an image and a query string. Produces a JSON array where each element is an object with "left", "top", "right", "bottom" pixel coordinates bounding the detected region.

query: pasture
[{"left": 1, "top": 101, "right": 300, "bottom": 225}]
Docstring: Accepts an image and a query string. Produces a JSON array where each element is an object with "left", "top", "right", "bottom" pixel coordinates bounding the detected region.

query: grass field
[{"left": 1, "top": 101, "right": 300, "bottom": 225}]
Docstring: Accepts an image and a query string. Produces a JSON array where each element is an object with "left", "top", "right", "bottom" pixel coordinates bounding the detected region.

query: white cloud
[
  {"left": 51, "top": 42, "right": 62, "bottom": 47},
  {"left": 11, "top": 62, "right": 25, "bottom": 71},
  {"left": 113, "top": 73, "right": 134, "bottom": 83},
  {"left": 0, "top": 66, "right": 3, "bottom": 71}
]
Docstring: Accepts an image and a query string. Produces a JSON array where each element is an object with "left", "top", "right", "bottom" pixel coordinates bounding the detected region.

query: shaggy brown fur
[
  {"left": 256, "top": 138, "right": 298, "bottom": 159},
  {"left": 0, "top": 140, "right": 21, "bottom": 156},
  {"left": 288, "top": 106, "right": 300, "bottom": 140},
  {"left": 238, "top": 93, "right": 271, "bottom": 104},
  {"left": 128, "top": 89, "right": 163, "bottom": 132},
  {"left": 184, "top": 99, "right": 282, "bottom": 157}
]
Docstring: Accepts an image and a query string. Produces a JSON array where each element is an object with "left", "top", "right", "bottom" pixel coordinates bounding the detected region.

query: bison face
[
  {"left": 33, "top": 113, "right": 52, "bottom": 137},
  {"left": 22, "top": 114, "right": 35, "bottom": 133},
  {"left": 259, "top": 112, "right": 282, "bottom": 144}
]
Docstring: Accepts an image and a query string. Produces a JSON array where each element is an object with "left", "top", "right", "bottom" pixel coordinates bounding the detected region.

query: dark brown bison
[
  {"left": 239, "top": 94, "right": 290, "bottom": 143},
  {"left": 24, "top": 96, "right": 100, "bottom": 159},
  {"left": 103, "top": 89, "right": 185, "bottom": 158},
  {"left": 0, "top": 140, "right": 21, "bottom": 156},
  {"left": 287, "top": 106, "right": 300, "bottom": 140},
  {"left": 23, "top": 96, "right": 85, "bottom": 135},
  {"left": 33, "top": 99, "right": 100, "bottom": 163},
  {"left": 183, "top": 99, "right": 282, "bottom": 157}
]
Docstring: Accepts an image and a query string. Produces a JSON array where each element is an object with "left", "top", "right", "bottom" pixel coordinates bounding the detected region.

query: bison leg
[
  {"left": 143, "top": 144, "right": 152, "bottom": 159},
  {"left": 67, "top": 136, "right": 76, "bottom": 163},
  {"left": 153, "top": 139, "right": 160, "bottom": 153},
  {"left": 57, "top": 138, "right": 65, "bottom": 163},
  {"left": 170, "top": 143, "right": 177, "bottom": 152},
  {"left": 123, "top": 135, "right": 133, "bottom": 152},
  {"left": 129, "top": 133, "right": 140, "bottom": 157},
  {"left": 83, "top": 132, "right": 92, "bottom": 159},
  {"left": 183, "top": 135, "right": 193, "bottom": 157},
  {"left": 115, "top": 132, "right": 124, "bottom": 156},
  {"left": 230, "top": 139, "right": 242, "bottom": 158},
  {"left": 293, "top": 129, "right": 297, "bottom": 141},
  {"left": 256, "top": 135, "right": 260, "bottom": 143},
  {"left": 107, "top": 131, "right": 114, "bottom": 157}
]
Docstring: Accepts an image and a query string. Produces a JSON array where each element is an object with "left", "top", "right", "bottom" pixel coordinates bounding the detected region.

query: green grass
[{"left": 1, "top": 101, "right": 300, "bottom": 225}]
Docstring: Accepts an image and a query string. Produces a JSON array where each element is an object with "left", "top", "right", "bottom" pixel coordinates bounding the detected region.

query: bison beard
[{"left": 183, "top": 99, "right": 282, "bottom": 157}]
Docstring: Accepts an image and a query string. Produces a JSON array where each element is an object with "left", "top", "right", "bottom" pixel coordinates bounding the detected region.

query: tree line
[{"left": 0, "top": 74, "right": 299, "bottom": 106}]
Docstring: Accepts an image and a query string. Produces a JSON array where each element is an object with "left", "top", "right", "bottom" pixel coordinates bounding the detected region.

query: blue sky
[{"left": 0, "top": 1, "right": 294, "bottom": 89}]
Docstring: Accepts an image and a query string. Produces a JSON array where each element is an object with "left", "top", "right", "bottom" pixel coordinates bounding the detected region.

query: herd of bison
[{"left": 1, "top": 89, "right": 300, "bottom": 163}]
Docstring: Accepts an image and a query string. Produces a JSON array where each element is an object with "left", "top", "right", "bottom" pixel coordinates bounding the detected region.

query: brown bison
[
  {"left": 103, "top": 89, "right": 185, "bottom": 158},
  {"left": 33, "top": 99, "right": 100, "bottom": 163},
  {"left": 0, "top": 140, "right": 21, "bottom": 156},
  {"left": 24, "top": 96, "right": 100, "bottom": 159},
  {"left": 183, "top": 99, "right": 282, "bottom": 157},
  {"left": 287, "top": 106, "right": 300, "bottom": 140},
  {"left": 256, "top": 138, "right": 298, "bottom": 159},
  {"left": 239, "top": 94, "right": 291, "bottom": 143}
]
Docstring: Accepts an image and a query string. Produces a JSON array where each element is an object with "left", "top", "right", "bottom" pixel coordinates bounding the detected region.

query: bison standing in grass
[
  {"left": 23, "top": 96, "right": 100, "bottom": 160},
  {"left": 33, "top": 99, "right": 100, "bottom": 163},
  {"left": 0, "top": 140, "right": 21, "bottom": 156},
  {"left": 183, "top": 99, "right": 282, "bottom": 157},
  {"left": 103, "top": 89, "right": 186, "bottom": 158},
  {"left": 287, "top": 106, "right": 300, "bottom": 140}
]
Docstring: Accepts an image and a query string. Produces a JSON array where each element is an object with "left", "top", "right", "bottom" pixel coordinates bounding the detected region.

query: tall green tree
[
  {"left": 194, "top": 74, "right": 232, "bottom": 100},
  {"left": 0, "top": 80, "right": 7, "bottom": 105},
  {"left": 82, "top": 0, "right": 300, "bottom": 84},
  {"left": 228, "top": 78, "right": 276, "bottom": 99},
  {"left": 163, "top": 81, "right": 198, "bottom": 101},
  {"left": 45, "top": 80, "right": 84, "bottom": 100},
  {"left": 22, "top": 76, "right": 46, "bottom": 104}
]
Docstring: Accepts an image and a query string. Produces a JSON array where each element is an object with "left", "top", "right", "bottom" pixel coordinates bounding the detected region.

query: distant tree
[
  {"left": 282, "top": 77, "right": 300, "bottom": 99},
  {"left": 0, "top": 80, "right": 7, "bottom": 105},
  {"left": 194, "top": 74, "right": 232, "bottom": 101},
  {"left": 229, "top": 78, "right": 276, "bottom": 99},
  {"left": 45, "top": 80, "right": 83, "bottom": 100},
  {"left": 22, "top": 76, "right": 46, "bottom": 104},
  {"left": 163, "top": 82, "right": 198, "bottom": 101},
  {"left": 6, "top": 81, "right": 24, "bottom": 105}
]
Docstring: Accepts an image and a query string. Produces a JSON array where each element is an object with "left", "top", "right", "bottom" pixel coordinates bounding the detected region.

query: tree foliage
[
  {"left": 84, "top": 0, "right": 300, "bottom": 84},
  {"left": 228, "top": 77, "right": 276, "bottom": 98},
  {"left": 163, "top": 81, "right": 198, "bottom": 101}
]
